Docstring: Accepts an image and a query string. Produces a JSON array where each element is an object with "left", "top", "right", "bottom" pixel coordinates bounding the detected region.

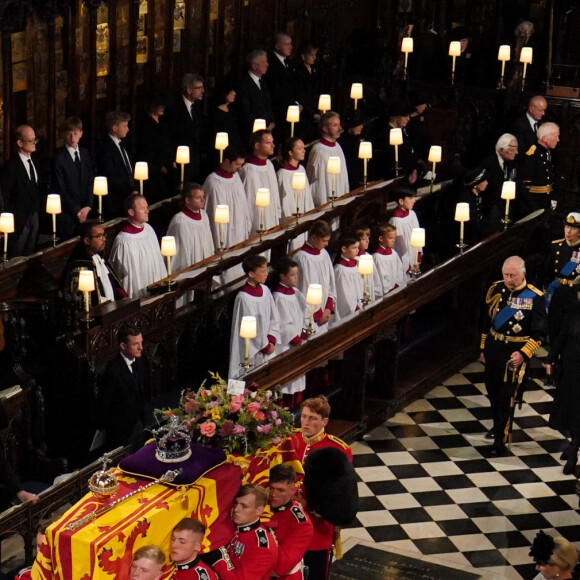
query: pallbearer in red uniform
[
  {"left": 281, "top": 396, "right": 354, "bottom": 580},
  {"left": 267, "top": 463, "right": 313, "bottom": 580},
  {"left": 206, "top": 484, "right": 278, "bottom": 580},
  {"left": 129, "top": 545, "right": 165, "bottom": 580},
  {"left": 170, "top": 518, "right": 217, "bottom": 580}
]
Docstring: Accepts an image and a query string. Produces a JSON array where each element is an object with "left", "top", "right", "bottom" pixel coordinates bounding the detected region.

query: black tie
[
  {"left": 119, "top": 143, "right": 131, "bottom": 174},
  {"left": 503, "top": 162, "right": 507, "bottom": 179},
  {"left": 74, "top": 151, "right": 81, "bottom": 174},
  {"left": 191, "top": 103, "right": 195, "bottom": 119},
  {"left": 284, "top": 58, "right": 289, "bottom": 69},
  {"left": 258, "top": 77, "right": 263, "bottom": 91},
  {"left": 129, "top": 360, "right": 139, "bottom": 385},
  {"left": 27, "top": 159, "right": 36, "bottom": 185},
  {"left": 534, "top": 122, "right": 538, "bottom": 135}
]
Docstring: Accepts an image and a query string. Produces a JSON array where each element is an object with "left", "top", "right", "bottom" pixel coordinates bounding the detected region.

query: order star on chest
[{"left": 514, "top": 310, "right": 524, "bottom": 321}]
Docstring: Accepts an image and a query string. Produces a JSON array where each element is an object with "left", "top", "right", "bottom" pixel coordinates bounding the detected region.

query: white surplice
[
  {"left": 372, "top": 247, "right": 407, "bottom": 300},
  {"left": 109, "top": 223, "right": 167, "bottom": 299},
  {"left": 334, "top": 259, "right": 365, "bottom": 318},
  {"left": 166, "top": 209, "right": 215, "bottom": 272},
  {"left": 306, "top": 140, "right": 349, "bottom": 207},
  {"left": 388, "top": 209, "right": 422, "bottom": 275}
]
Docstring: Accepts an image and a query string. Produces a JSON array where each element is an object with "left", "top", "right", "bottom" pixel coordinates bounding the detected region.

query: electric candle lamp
[
  {"left": 501, "top": 181, "right": 516, "bottom": 229},
  {"left": 239, "top": 315, "right": 257, "bottom": 370},
  {"left": 454, "top": 202, "right": 470, "bottom": 252},
  {"left": 358, "top": 141, "right": 372, "bottom": 187},
  {"left": 449, "top": 41, "right": 461, "bottom": 84},
  {"left": 46, "top": 194, "right": 61, "bottom": 247},
  {"left": 215, "top": 132, "right": 229, "bottom": 163},
  {"left": 520, "top": 47, "right": 533, "bottom": 89},
  {"left": 401, "top": 37, "right": 413, "bottom": 79},
  {"left": 409, "top": 227, "right": 425, "bottom": 280},
  {"left": 305, "top": 283, "right": 323, "bottom": 337},
  {"left": 252, "top": 119, "right": 266, "bottom": 132},
  {"left": 0, "top": 213, "right": 15, "bottom": 264},
  {"left": 318, "top": 94, "right": 331, "bottom": 114},
  {"left": 161, "top": 236, "right": 177, "bottom": 290},
  {"left": 498, "top": 45, "right": 511, "bottom": 88},
  {"left": 134, "top": 162, "right": 148, "bottom": 195},
  {"left": 78, "top": 269, "right": 95, "bottom": 328},
  {"left": 350, "top": 83, "right": 363, "bottom": 110},
  {"left": 390, "top": 128, "right": 403, "bottom": 176},
  {"left": 176, "top": 146, "right": 190, "bottom": 191},
  {"left": 214, "top": 204, "right": 229, "bottom": 253},
  {"left": 255, "top": 188, "right": 270, "bottom": 240},
  {"left": 357, "top": 254, "right": 374, "bottom": 306},
  {"left": 291, "top": 172, "right": 306, "bottom": 218},
  {"left": 93, "top": 176, "right": 108, "bottom": 223},
  {"left": 326, "top": 156, "right": 341, "bottom": 205},
  {"left": 428, "top": 145, "right": 442, "bottom": 192},
  {"left": 286, "top": 106, "right": 300, "bottom": 137}
]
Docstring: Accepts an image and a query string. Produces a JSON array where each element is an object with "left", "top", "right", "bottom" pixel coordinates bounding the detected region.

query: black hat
[
  {"left": 449, "top": 25, "right": 470, "bottom": 43},
  {"left": 388, "top": 100, "right": 415, "bottom": 118},
  {"left": 344, "top": 109, "right": 367, "bottom": 130},
  {"left": 529, "top": 531, "right": 555, "bottom": 565},
  {"left": 464, "top": 167, "right": 488, "bottom": 188},
  {"left": 303, "top": 447, "right": 358, "bottom": 526}
]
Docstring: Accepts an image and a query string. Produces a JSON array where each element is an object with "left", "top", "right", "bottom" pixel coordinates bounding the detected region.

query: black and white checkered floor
[{"left": 343, "top": 354, "right": 580, "bottom": 580}]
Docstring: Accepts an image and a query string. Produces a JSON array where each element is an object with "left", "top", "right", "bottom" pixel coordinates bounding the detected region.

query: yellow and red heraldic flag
[{"left": 31, "top": 463, "right": 241, "bottom": 580}]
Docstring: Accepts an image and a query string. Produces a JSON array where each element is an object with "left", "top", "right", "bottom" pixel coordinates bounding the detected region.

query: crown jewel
[{"left": 155, "top": 415, "right": 192, "bottom": 463}]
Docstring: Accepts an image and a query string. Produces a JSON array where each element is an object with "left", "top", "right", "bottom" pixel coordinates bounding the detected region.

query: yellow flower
[{"left": 211, "top": 409, "right": 221, "bottom": 421}]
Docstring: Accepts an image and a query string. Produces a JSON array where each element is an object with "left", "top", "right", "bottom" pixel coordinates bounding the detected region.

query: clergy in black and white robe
[
  {"left": 306, "top": 138, "right": 349, "bottom": 207},
  {"left": 294, "top": 243, "right": 338, "bottom": 334},
  {"left": 229, "top": 282, "right": 281, "bottom": 379},
  {"left": 109, "top": 222, "right": 167, "bottom": 299}
]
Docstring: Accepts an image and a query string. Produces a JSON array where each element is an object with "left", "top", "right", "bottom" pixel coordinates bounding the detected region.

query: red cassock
[
  {"left": 211, "top": 520, "right": 278, "bottom": 580},
  {"left": 172, "top": 557, "right": 218, "bottom": 580},
  {"left": 281, "top": 431, "right": 353, "bottom": 551},
  {"left": 267, "top": 500, "right": 313, "bottom": 579}
]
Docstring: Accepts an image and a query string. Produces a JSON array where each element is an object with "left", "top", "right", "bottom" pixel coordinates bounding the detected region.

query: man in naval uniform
[
  {"left": 480, "top": 256, "right": 546, "bottom": 457},
  {"left": 519, "top": 122, "right": 559, "bottom": 216}
]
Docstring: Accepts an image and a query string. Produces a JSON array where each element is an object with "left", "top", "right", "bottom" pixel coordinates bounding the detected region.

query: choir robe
[
  {"left": 388, "top": 208, "right": 422, "bottom": 275},
  {"left": 372, "top": 246, "right": 406, "bottom": 300},
  {"left": 229, "top": 282, "right": 281, "bottom": 380},
  {"left": 166, "top": 208, "right": 215, "bottom": 272},
  {"left": 355, "top": 250, "right": 376, "bottom": 304},
  {"left": 204, "top": 169, "right": 253, "bottom": 288},
  {"left": 239, "top": 157, "right": 282, "bottom": 232},
  {"left": 334, "top": 257, "right": 364, "bottom": 318},
  {"left": 306, "top": 139, "right": 349, "bottom": 207},
  {"left": 109, "top": 222, "right": 167, "bottom": 299},
  {"left": 294, "top": 244, "right": 338, "bottom": 335},
  {"left": 273, "top": 284, "right": 309, "bottom": 395},
  {"left": 277, "top": 163, "right": 315, "bottom": 251}
]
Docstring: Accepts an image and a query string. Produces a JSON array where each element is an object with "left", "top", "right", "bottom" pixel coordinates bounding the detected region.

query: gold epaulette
[
  {"left": 552, "top": 238, "right": 565, "bottom": 244},
  {"left": 327, "top": 434, "right": 350, "bottom": 450},
  {"left": 527, "top": 284, "right": 544, "bottom": 296},
  {"left": 526, "top": 144, "right": 536, "bottom": 156}
]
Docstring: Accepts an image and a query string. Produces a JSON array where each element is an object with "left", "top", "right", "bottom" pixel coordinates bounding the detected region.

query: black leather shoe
[
  {"left": 484, "top": 429, "right": 494, "bottom": 440},
  {"left": 560, "top": 445, "right": 571, "bottom": 461},
  {"left": 484, "top": 444, "right": 508, "bottom": 458},
  {"left": 563, "top": 456, "right": 578, "bottom": 476}
]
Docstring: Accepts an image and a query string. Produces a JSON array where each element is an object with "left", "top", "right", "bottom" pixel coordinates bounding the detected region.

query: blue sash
[
  {"left": 545, "top": 279, "right": 560, "bottom": 308},
  {"left": 546, "top": 255, "right": 578, "bottom": 307},
  {"left": 493, "top": 287, "right": 535, "bottom": 330},
  {"left": 560, "top": 257, "right": 578, "bottom": 277}
]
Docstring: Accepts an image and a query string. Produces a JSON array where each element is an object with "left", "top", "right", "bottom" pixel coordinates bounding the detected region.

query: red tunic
[
  {"left": 280, "top": 431, "right": 353, "bottom": 550},
  {"left": 211, "top": 519, "right": 278, "bottom": 580},
  {"left": 173, "top": 557, "right": 218, "bottom": 580},
  {"left": 268, "top": 500, "right": 313, "bottom": 579}
]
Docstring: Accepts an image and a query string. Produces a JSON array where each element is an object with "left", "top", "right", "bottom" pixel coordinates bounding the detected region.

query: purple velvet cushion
[{"left": 119, "top": 442, "right": 226, "bottom": 485}]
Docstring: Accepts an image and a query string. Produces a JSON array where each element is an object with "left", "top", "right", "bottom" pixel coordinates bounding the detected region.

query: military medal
[{"left": 514, "top": 310, "right": 524, "bottom": 321}]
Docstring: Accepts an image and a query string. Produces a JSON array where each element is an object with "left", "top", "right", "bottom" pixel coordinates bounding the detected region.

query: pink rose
[
  {"left": 232, "top": 424, "right": 246, "bottom": 436},
  {"left": 247, "top": 402, "right": 262, "bottom": 413},
  {"left": 200, "top": 422, "right": 216, "bottom": 437},
  {"left": 257, "top": 424, "right": 272, "bottom": 434},
  {"left": 201, "top": 389, "right": 212, "bottom": 398},
  {"left": 209, "top": 400, "right": 220, "bottom": 407},
  {"left": 184, "top": 399, "right": 199, "bottom": 414},
  {"left": 275, "top": 418, "right": 282, "bottom": 426},
  {"left": 269, "top": 410, "right": 278, "bottom": 420},
  {"left": 229, "top": 401, "right": 242, "bottom": 413},
  {"left": 231, "top": 395, "right": 245, "bottom": 404}
]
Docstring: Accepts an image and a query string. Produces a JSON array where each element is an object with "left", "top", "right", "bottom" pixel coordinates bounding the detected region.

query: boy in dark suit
[{"left": 51, "top": 117, "right": 95, "bottom": 240}]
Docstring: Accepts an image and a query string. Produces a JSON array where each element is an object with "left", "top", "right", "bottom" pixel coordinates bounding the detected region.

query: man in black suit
[
  {"left": 0, "top": 125, "right": 42, "bottom": 258},
  {"left": 264, "top": 33, "right": 302, "bottom": 142},
  {"left": 97, "top": 111, "right": 137, "bottom": 219},
  {"left": 511, "top": 95, "right": 547, "bottom": 158},
  {"left": 480, "top": 133, "right": 520, "bottom": 236},
  {"left": 165, "top": 73, "right": 208, "bottom": 184},
  {"left": 237, "top": 50, "right": 275, "bottom": 142},
  {"left": 51, "top": 117, "right": 95, "bottom": 240},
  {"left": 98, "top": 325, "right": 146, "bottom": 451}
]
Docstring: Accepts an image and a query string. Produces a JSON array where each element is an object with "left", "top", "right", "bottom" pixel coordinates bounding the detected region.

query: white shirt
[
  {"left": 249, "top": 71, "right": 262, "bottom": 90},
  {"left": 66, "top": 145, "right": 80, "bottom": 163},
  {"left": 18, "top": 152, "right": 37, "bottom": 182}
]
